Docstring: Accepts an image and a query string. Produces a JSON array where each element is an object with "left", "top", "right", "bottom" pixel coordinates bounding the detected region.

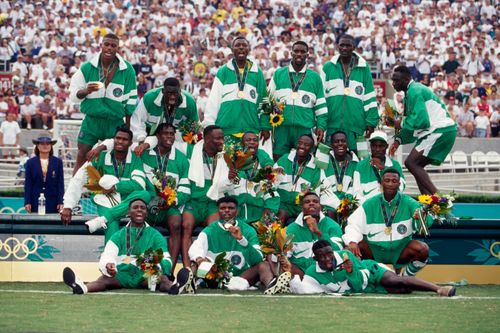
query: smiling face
[
  {"left": 218, "top": 201, "right": 238, "bottom": 222},
  {"left": 129, "top": 200, "right": 148, "bottom": 226},
  {"left": 205, "top": 128, "right": 225, "bottom": 153},
  {"left": 331, "top": 132, "right": 348, "bottom": 159},
  {"left": 232, "top": 38, "right": 250, "bottom": 63},
  {"left": 100, "top": 36, "right": 119, "bottom": 63},
  {"left": 242, "top": 132, "right": 259, "bottom": 155},
  {"left": 296, "top": 136, "right": 314, "bottom": 159},
  {"left": 313, "top": 246, "right": 335, "bottom": 272}
]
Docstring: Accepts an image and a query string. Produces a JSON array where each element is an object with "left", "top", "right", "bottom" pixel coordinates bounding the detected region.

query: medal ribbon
[
  {"left": 154, "top": 147, "right": 169, "bottom": 174},
  {"left": 292, "top": 155, "right": 309, "bottom": 187},
  {"left": 330, "top": 155, "right": 348, "bottom": 188},
  {"left": 341, "top": 56, "right": 356, "bottom": 89},
  {"left": 233, "top": 59, "right": 250, "bottom": 93},
  {"left": 126, "top": 224, "right": 146, "bottom": 257},
  {"left": 203, "top": 151, "right": 217, "bottom": 180},
  {"left": 379, "top": 194, "right": 401, "bottom": 228},
  {"left": 371, "top": 165, "right": 383, "bottom": 185},
  {"left": 244, "top": 159, "right": 259, "bottom": 181},
  {"left": 288, "top": 68, "right": 307, "bottom": 93},
  {"left": 111, "top": 152, "right": 125, "bottom": 180}
]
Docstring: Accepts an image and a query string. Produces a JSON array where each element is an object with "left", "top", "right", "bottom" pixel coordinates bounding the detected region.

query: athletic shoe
[
  {"left": 168, "top": 268, "right": 193, "bottom": 295},
  {"left": 437, "top": 286, "right": 456, "bottom": 297},
  {"left": 184, "top": 275, "right": 197, "bottom": 294},
  {"left": 63, "top": 267, "right": 88, "bottom": 294},
  {"left": 85, "top": 216, "right": 108, "bottom": 233},
  {"left": 264, "top": 272, "right": 291, "bottom": 295}
]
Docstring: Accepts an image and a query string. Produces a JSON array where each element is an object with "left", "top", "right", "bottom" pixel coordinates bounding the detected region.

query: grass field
[{"left": 1, "top": 283, "right": 499, "bottom": 333}]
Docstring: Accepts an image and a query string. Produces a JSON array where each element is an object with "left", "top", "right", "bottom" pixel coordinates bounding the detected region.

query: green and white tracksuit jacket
[
  {"left": 141, "top": 147, "right": 191, "bottom": 207},
  {"left": 131, "top": 88, "right": 199, "bottom": 142},
  {"left": 321, "top": 53, "right": 379, "bottom": 135},
  {"left": 230, "top": 149, "right": 280, "bottom": 223},
  {"left": 396, "top": 81, "right": 456, "bottom": 144},
  {"left": 99, "top": 223, "right": 172, "bottom": 277},
  {"left": 343, "top": 192, "right": 432, "bottom": 254},
  {"left": 63, "top": 149, "right": 146, "bottom": 209},
  {"left": 287, "top": 212, "right": 344, "bottom": 272},
  {"left": 321, "top": 152, "right": 359, "bottom": 210},
  {"left": 188, "top": 219, "right": 263, "bottom": 277},
  {"left": 203, "top": 59, "right": 268, "bottom": 134},
  {"left": 352, "top": 155, "right": 406, "bottom": 204},
  {"left": 268, "top": 64, "right": 328, "bottom": 130},
  {"left": 69, "top": 53, "right": 137, "bottom": 121},
  {"left": 289, "top": 250, "right": 372, "bottom": 294}
]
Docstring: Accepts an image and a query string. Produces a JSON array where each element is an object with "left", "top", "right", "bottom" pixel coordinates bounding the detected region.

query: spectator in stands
[
  {"left": 20, "top": 95, "right": 36, "bottom": 129},
  {"left": 0, "top": 112, "right": 20, "bottom": 159},
  {"left": 68, "top": 33, "right": 137, "bottom": 175},
  {"left": 490, "top": 108, "right": 500, "bottom": 138},
  {"left": 24, "top": 136, "right": 64, "bottom": 214},
  {"left": 0, "top": 93, "right": 8, "bottom": 123},
  {"left": 36, "top": 95, "right": 55, "bottom": 130},
  {"left": 474, "top": 109, "right": 490, "bottom": 138},
  {"left": 457, "top": 101, "right": 476, "bottom": 138}
]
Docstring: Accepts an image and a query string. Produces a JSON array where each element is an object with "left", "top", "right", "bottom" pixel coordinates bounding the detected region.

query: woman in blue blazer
[{"left": 24, "top": 136, "right": 64, "bottom": 213}]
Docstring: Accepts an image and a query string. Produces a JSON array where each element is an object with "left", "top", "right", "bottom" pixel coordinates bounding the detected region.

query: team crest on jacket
[
  {"left": 397, "top": 224, "right": 407, "bottom": 235},
  {"left": 231, "top": 254, "right": 242, "bottom": 266},
  {"left": 250, "top": 89, "right": 256, "bottom": 99},
  {"left": 302, "top": 94, "right": 310, "bottom": 104},
  {"left": 355, "top": 86, "right": 363, "bottom": 95},
  {"left": 113, "top": 87, "right": 123, "bottom": 97}
]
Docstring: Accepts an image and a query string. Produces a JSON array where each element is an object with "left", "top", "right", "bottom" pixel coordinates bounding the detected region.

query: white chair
[
  {"left": 486, "top": 151, "right": 500, "bottom": 171},
  {"left": 471, "top": 151, "right": 487, "bottom": 172},
  {"left": 439, "top": 153, "right": 453, "bottom": 173},
  {"left": 452, "top": 150, "right": 469, "bottom": 172}
]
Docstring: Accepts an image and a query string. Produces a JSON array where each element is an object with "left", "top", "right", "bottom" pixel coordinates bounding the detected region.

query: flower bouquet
[
  {"left": 84, "top": 165, "right": 120, "bottom": 206},
  {"left": 178, "top": 120, "right": 203, "bottom": 144},
  {"left": 202, "top": 252, "right": 233, "bottom": 289},
  {"left": 254, "top": 214, "right": 294, "bottom": 274},
  {"left": 249, "top": 165, "right": 284, "bottom": 197},
  {"left": 136, "top": 248, "right": 164, "bottom": 291},
  {"left": 295, "top": 181, "right": 332, "bottom": 206},
  {"left": 336, "top": 194, "right": 359, "bottom": 230},
  {"left": 223, "top": 138, "right": 253, "bottom": 184},
  {"left": 382, "top": 98, "right": 402, "bottom": 134},
  {"left": 259, "top": 90, "right": 286, "bottom": 128},
  {"left": 152, "top": 169, "right": 177, "bottom": 210},
  {"left": 414, "top": 192, "right": 456, "bottom": 236}
]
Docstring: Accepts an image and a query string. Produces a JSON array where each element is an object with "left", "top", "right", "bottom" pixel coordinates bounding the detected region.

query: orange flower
[
  {"left": 183, "top": 132, "right": 195, "bottom": 144},
  {"left": 236, "top": 150, "right": 246, "bottom": 158}
]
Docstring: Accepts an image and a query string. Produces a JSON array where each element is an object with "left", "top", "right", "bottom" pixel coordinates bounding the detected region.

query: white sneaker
[
  {"left": 27, "top": 124, "right": 31, "bottom": 130},
  {"left": 264, "top": 272, "right": 291, "bottom": 295},
  {"left": 85, "top": 216, "right": 108, "bottom": 233},
  {"left": 63, "top": 267, "right": 88, "bottom": 294},
  {"left": 168, "top": 268, "right": 193, "bottom": 295},
  {"left": 43, "top": 125, "right": 48, "bottom": 130}
]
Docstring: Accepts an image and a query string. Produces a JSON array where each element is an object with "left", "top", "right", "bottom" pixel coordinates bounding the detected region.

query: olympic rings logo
[
  {"left": 0, "top": 237, "right": 38, "bottom": 260},
  {"left": 490, "top": 242, "right": 500, "bottom": 260}
]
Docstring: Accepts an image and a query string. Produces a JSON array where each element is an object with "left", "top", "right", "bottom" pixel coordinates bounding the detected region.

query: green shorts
[
  {"left": 368, "top": 241, "right": 409, "bottom": 267},
  {"left": 146, "top": 206, "right": 181, "bottom": 226},
  {"left": 414, "top": 128, "right": 457, "bottom": 166},
  {"left": 115, "top": 263, "right": 145, "bottom": 288},
  {"left": 183, "top": 199, "right": 218, "bottom": 225},
  {"left": 78, "top": 116, "right": 125, "bottom": 146},
  {"left": 280, "top": 201, "right": 302, "bottom": 218},
  {"left": 273, "top": 126, "right": 312, "bottom": 156},
  {"left": 362, "top": 259, "right": 389, "bottom": 294}
]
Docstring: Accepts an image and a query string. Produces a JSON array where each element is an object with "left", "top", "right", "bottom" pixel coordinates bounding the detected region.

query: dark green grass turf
[{"left": 0, "top": 283, "right": 499, "bottom": 333}]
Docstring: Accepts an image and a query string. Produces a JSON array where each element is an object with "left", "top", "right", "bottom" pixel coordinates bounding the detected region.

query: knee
[
  {"left": 413, "top": 241, "right": 429, "bottom": 260},
  {"left": 168, "top": 218, "right": 182, "bottom": 235},
  {"left": 404, "top": 159, "right": 415, "bottom": 171}
]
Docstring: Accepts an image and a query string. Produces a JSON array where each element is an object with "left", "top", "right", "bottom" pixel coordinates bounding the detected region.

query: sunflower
[
  {"left": 418, "top": 194, "right": 432, "bottom": 205},
  {"left": 269, "top": 113, "right": 284, "bottom": 127}
]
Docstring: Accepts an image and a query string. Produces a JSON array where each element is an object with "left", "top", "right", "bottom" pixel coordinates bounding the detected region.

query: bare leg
[
  {"left": 404, "top": 148, "right": 437, "bottom": 194},
  {"left": 278, "top": 208, "right": 289, "bottom": 225},
  {"left": 181, "top": 211, "right": 195, "bottom": 267},
  {"left": 86, "top": 275, "right": 122, "bottom": 292},
  {"left": 158, "top": 275, "right": 174, "bottom": 292},
  {"left": 73, "top": 142, "right": 92, "bottom": 175},
  {"left": 205, "top": 212, "right": 220, "bottom": 225},
  {"left": 358, "top": 240, "right": 375, "bottom": 260},
  {"left": 380, "top": 271, "right": 439, "bottom": 293},
  {"left": 397, "top": 240, "right": 429, "bottom": 265},
  {"left": 167, "top": 214, "right": 182, "bottom": 275},
  {"left": 239, "top": 261, "right": 275, "bottom": 288}
]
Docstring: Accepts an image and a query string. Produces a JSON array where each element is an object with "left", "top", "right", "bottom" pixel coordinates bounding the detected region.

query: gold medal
[
  {"left": 247, "top": 181, "right": 254, "bottom": 192},
  {"left": 238, "top": 90, "right": 245, "bottom": 98},
  {"left": 292, "top": 91, "right": 299, "bottom": 100},
  {"left": 344, "top": 87, "right": 350, "bottom": 95},
  {"left": 384, "top": 227, "right": 392, "bottom": 235},
  {"left": 123, "top": 255, "right": 131, "bottom": 264},
  {"left": 336, "top": 183, "right": 343, "bottom": 192}
]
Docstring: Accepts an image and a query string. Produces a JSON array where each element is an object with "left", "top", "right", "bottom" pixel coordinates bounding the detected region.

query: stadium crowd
[{"left": 0, "top": 0, "right": 498, "bottom": 157}]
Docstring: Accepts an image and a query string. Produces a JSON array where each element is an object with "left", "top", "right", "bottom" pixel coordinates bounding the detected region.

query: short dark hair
[
  {"left": 204, "top": 125, "right": 221, "bottom": 138},
  {"left": 382, "top": 167, "right": 401, "bottom": 178},
  {"left": 298, "top": 134, "right": 314, "bottom": 143},
  {"left": 155, "top": 123, "right": 176, "bottom": 136},
  {"left": 103, "top": 33, "right": 119, "bottom": 41},
  {"left": 163, "top": 77, "right": 180, "bottom": 89},
  {"left": 242, "top": 131, "right": 258, "bottom": 139},
  {"left": 115, "top": 126, "right": 133, "bottom": 140},
  {"left": 128, "top": 197, "right": 148, "bottom": 208},
  {"left": 330, "top": 130, "right": 347, "bottom": 142},
  {"left": 231, "top": 36, "right": 248, "bottom": 47},
  {"left": 292, "top": 40, "right": 309, "bottom": 51},
  {"left": 217, "top": 196, "right": 238, "bottom": 207},
  {"left": 312, "top": 240, "right": 331, "bottom": 253},
  {"left": 302, "top": 191, "right": 319, "bottom": 201},
  {"left": 393, "top": 65, "right": 412, "bottom": 78},
  {"left": 338, "top": 34, "right": 355, "bottom": 44}
]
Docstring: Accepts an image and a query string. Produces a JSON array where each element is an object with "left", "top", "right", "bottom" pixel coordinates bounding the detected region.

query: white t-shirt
[
  {"left": 21, "top": 104, "right": 36, "bottom": 116},
  {"left": 475, "top": 115, "right": 489, "bottom": 130},
  {"left": 0, "top": 120, "right": 21, "bottom": 145}
]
